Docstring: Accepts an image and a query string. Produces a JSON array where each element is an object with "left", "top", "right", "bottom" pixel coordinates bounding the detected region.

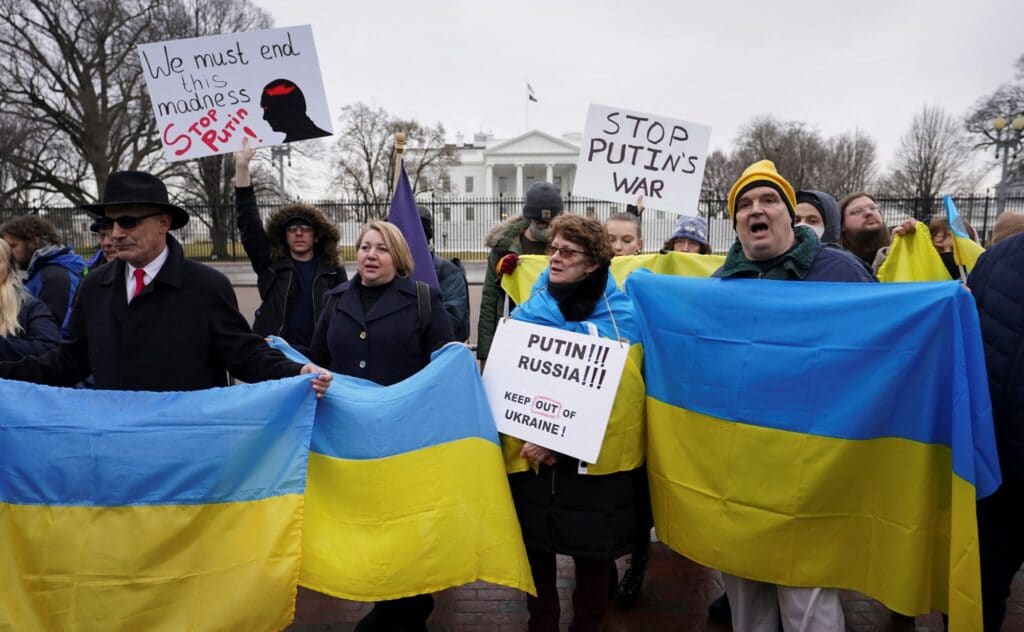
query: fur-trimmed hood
[
  {"left": 265, "top": 203, "right": 341, "bottom": 266},
  {"left": 484, "top": 216, "right": 529, "bottom": 249}
]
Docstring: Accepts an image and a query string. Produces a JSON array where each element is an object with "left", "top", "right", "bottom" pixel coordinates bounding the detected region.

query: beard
[{"left": 843, "top": 224, "right": 890, "bottom": 263}]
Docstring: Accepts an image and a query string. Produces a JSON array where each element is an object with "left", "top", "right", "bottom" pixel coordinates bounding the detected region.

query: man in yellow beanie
[{"left": 711, "top": 160, "right": 874, "bottom": 631}]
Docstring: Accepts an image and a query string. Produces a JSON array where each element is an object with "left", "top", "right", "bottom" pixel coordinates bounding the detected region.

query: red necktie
[{"left": 131, "top": 268, "right": 146, "bottom": 299}]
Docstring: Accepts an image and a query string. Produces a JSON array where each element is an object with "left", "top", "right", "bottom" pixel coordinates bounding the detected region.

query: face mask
[
  {"left": 797, "top": 222, "right": 825, "bottom": 239},
  {"left": 528, "top": 220, "right": 552, "bottom": 242}
]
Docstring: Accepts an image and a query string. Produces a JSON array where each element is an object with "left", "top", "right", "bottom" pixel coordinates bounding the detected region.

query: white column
[
  {"left": 515, "top": 163, "right": 524, "bottom": 197},
  {"left": 485, "top": 163, "right": 494, "bottom": 197},
  {"left": 545, "top": 163, "right": 554, "bottom": 183}
]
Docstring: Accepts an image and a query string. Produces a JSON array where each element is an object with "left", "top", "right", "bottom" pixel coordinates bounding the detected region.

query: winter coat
[
  {"left": 967, "top": 233, "right": 1024, "bottom": 484},
  {"left": 235, "top": 186, "right": 346, "bottom": 344},
  {"left": 306, "top": 274, "right": 454, "bottom": 386},
  {"left": 0, "top": 295, "right": 60, "bottom": 361},
  {"left": 716, "top": 225, "right": 876, "bottom": 282},
  {"left": 0, "top": 235, "right": 303, "bottom": 390},
  {"left": 24, "top": 244, "right": 86, "bottom": 337},
  {"left": 504, "top": 267, "right": 646, "bottom": 559},
  {"left": 478, "top": 217, "right": 547, "bottom": 359},
  {"left": 433, "top": 253, "right": 470, "bottom": 342}
]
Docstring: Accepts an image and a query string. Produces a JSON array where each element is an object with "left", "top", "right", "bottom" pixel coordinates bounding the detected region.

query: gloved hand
[{"left": 496, "top": 252, "right": 520, "bottom": 276}]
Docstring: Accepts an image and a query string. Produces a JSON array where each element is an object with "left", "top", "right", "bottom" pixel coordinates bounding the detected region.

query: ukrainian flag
[
  {"left": 945, "top": 196, "right": 984, "bottom": 273},
  {"left": 877, "top": 222, "right": 952, "bottom": 282},
  {"left": 625, "top": 273, "right": 1000, "bottom": 631},
  {"left": 500, "top": 251, "right": 724, "bottom": 305},
  {"left": 0, "top": 376, "right": 317, "bottom": 631},
  {"left": 270, "top": 340, "right": 535, "bottom": 600}
]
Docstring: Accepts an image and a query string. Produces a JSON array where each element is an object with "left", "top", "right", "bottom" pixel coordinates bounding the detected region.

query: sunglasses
[
  {"left": 107, "top": 211, "right": 164, "bottom": 229},
  {"left": 545, "top": 244, "right": 588, "bottom": 260},
  {"left": 286, "top": 223, "right": 315, "bottom": 235}
]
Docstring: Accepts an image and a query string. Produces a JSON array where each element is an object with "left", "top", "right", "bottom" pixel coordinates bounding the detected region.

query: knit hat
[
  {"left": 727, "top": 160, "right": 797, "bottom": 225},
  {"left": 992, "top": 211, "right": 1024, "bottom": 245},
  {"left": 522, "top": 182, "right": 564, "bottom": 220},
  {"left": 670, "top": 215, "right": 709, "bottom": 248}
]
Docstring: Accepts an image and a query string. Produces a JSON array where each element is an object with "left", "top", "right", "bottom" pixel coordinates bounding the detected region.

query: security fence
[{"left": 2, "top": 194, "right": 1022, "bottom": 262}]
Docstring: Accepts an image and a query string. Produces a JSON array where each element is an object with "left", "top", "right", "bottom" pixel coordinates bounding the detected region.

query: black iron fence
[{"left": 3, "top": 194, "right": 1022, "bottom": 262}]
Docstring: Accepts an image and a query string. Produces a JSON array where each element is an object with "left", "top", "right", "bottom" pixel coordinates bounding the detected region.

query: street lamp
[
  {"left": 993, "top": 114, "right": 1024, "bottom": 217},
  {"left": 270, "top": 145, "right": 291, "bottom": 197}
]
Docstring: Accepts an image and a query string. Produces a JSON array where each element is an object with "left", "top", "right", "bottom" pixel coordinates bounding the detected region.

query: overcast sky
[{"left": 255, "top": 0, "right": 1022, "bottom": 190}]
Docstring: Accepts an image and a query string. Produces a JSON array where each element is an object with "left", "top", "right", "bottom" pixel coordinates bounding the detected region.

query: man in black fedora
[{"left": 0, "top": 170, "right": 331, "bottom": 395}]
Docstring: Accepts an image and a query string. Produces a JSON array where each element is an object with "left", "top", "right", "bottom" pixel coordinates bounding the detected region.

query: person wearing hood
[
  {"left": 1, "top": 214, "right": 85, "bottom": 338},
  {"left": 418, "top": 205, "right": 470, "bottom": 341},
  {"left": 795, "top": 190, "right": 842, "bottom": 245},
  {"left": 234, "top": 139, "right": 347, "bottom": 350},
  {"left": 477, "top": 181, "right": 565, "bottom": 362}
]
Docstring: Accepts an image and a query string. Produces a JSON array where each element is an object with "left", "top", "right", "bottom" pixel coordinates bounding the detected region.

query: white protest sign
[
  {"left": 573, "top": 104, "right": 711, "bottom": 213},
  {"left": 482, "top": 319, "right": 628, "bottom": 463},
  {"left": 138, "top": 25, "right": 332, "bottom": 162}
]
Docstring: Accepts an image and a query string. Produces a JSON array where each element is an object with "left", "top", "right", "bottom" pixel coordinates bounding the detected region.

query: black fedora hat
[{"left": 81, "top": 171, "right": 190, "bottom": 229}]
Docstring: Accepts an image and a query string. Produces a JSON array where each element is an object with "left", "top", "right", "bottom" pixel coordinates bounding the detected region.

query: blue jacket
[
  {"left": 24, "top": 244, "right": 86, "bottom": 337},
  {"left": 0, "top": 296, "right": 61, "bottom": 361},
  {"left": 433, "top": 253, "right": 470, "bottom": 342},
  {"left": 967, "top": 233, "right": 1024, "bottom": 484},
  {"left": 307, "top": 275, "right": 455, "bottom": 386}
]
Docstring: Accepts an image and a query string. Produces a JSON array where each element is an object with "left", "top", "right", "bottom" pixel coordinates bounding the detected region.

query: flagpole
[{"left": 392, "top": 131, "right": 406, "bottom": 196}]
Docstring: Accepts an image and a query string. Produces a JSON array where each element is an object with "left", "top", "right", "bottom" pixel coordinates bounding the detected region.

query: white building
[{"left": 445, "top": 130, "right": 580, "bottom": 197}]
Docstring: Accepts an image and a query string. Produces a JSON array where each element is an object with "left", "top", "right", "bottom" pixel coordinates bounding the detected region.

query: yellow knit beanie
[{"left": 727, "top": 160, "right": 797, "bottom": 224}]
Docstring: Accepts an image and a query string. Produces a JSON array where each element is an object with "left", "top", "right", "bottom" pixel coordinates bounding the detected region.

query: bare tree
[
  {"left": 0, "top": 0, "right": 169, "bottom": 204},
  {"left": 818, "top": 129, "right": 878, "bottom": 198},
  {"left": 332, "top": 102, "right": 458, "bottom": 221},
  {"left": 882, "top": 105, "right": 974, "bottom": 217},
  {"left": 965, "top": 52, "right": 1024, "bottom": 189},
  {"left": 699, "top": 149, "right": 740, "bottom": 217}
]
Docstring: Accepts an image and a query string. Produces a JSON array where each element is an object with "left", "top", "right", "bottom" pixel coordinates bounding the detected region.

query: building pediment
[{"left": 485, "top": 130, "right": 579, "bottom": 158}]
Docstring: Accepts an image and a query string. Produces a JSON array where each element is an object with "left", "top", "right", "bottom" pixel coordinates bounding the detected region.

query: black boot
[{"left": 613, "top": 544, "right": 648, "bottom": 609}]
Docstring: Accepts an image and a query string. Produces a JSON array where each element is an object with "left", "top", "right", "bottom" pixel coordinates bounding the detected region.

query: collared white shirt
[{"left": 125, "top": 246, "right": 169, "bottom": 303}]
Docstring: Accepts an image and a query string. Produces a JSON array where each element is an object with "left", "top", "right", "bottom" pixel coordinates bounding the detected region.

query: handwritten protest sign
[
  {"left": 138, "top": 25, "right": 332, "bottom": 162},
  {"left": 573, "top": 104, "right": 711, "bottom": 213},
  {"left": 482, "top": 319, "right": 627, "bottom": 463}
]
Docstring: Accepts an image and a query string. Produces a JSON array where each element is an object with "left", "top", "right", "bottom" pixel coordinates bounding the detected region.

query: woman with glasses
[
  {"left": 234, "top": 139, "right": 347, "bottom": 351},
  {"left": 306, "top": 221, "right": 454, "bottom": 631},
  {"left": 505, "top": 214, "right": 646, "bottom": 632},
  {"left": 0, "top": 239, "right": 61, "bottom": 361}
]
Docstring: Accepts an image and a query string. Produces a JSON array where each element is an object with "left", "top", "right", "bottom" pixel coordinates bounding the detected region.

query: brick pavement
[{"left": 287, "top": 543, "right": 1024, "bottom": 631}]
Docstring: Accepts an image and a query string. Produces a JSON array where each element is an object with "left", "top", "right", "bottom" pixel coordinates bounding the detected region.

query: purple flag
[{"left": 387, "top": 162, "right": 439, "bottom": 287}]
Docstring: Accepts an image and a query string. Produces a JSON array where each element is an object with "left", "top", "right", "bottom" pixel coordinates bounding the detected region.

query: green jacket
[{"left": 476, "top": 218, "right": 531, "bottom": 360}]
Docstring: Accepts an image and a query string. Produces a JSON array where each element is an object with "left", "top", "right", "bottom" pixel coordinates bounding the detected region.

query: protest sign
[
  {"left": 138, "top": 25, "right": 332, "bottom": 162},
  {"left": 573, "top": 104, "right": 711, "bottom": 213},
  {"left": 482, "top": 319, "right": 628, "bottom": 463}
]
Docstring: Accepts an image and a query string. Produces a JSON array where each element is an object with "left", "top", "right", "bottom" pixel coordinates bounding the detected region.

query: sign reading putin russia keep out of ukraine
[
  {"left": 482, "top": 319, "right": 627, "bottom": 463},
  {"left": 138, "top": 25, "right": 332, "bottom": 162},
  {"left": 573, "top": 104, "right": 711, "bottom": 213}
]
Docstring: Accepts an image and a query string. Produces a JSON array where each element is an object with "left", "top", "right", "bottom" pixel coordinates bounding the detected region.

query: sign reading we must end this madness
[
  {"left": 138, "top": 25, "right": 332, "bottom": 162},
  {"left": 574, "top": 104, "right": 711, "bottom": 213},
  {"left": 483, "top": 319, "right": 627, "bottom": 463}
]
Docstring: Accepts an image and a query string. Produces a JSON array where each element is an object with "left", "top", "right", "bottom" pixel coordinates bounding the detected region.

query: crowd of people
[{"left": 0, "top": 155, "right": 1022, "bottom": 632}]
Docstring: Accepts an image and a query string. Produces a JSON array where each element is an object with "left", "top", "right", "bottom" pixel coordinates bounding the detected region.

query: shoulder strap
[{"left": 415, "top": 280, "right": 432, "bottom": 341}]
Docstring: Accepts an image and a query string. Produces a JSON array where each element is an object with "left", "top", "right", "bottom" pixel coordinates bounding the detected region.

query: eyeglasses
[
  {"left": 847, "top": 204, "right": 881, "bottom": 217},
  {"left": 545, "top": 244, "right": 588, "bottom": 260},
  {"left": 108, "top": 211, "right": 164, "bottom": 229},
  {"left": 286, "top": 223, "right": 314, "bottom": 235}
]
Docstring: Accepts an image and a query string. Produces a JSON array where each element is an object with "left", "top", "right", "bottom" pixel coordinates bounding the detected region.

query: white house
[{"left": 444, "top": 130, "right": 581, "bottom": 197}]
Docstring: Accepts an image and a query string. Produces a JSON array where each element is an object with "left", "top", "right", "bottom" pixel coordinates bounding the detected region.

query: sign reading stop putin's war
[
  {"left": 482, "top": 319, "right": 628, "bottom": 463},
  {"left": 573, "top": 104, "right": 711, "bottom": 213},
  {"left": 138, "top": 25, "right": 332, "bottom": 162}
]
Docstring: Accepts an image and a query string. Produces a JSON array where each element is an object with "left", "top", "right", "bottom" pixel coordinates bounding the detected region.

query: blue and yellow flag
[
  {"left": 500, "top": 251, "right": 724, "bottom": 305},
  {"left": 0, "top": 376, "right": 317, "bottom": 631},
  {"left": 944, "top": 196, "right": 985, "bottom": 273},
  {"left": 625, "top": 273, "right": 1000, "bottom": 631},
  {"left": 876, "top": 222, "right": 951, "bottom": 282},
  {"left": 270, "top": 340, "right": 535, "bottom": 600}
]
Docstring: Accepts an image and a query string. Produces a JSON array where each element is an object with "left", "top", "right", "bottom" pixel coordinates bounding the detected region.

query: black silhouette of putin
[{"left": 260, "top": 79, "right": 331, "bottom": 142}]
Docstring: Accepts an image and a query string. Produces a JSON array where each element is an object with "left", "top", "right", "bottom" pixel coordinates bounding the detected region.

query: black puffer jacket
[
  {"left": 235, "top": 186, "right": 347, "bottom": 344},
  {"left": 968, "top": 233, "right": 1024, "bottom": 484}
]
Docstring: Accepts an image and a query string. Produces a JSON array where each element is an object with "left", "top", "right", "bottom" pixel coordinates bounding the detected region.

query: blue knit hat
[{"left": 670, "top": 215, "right": 709, "bottom": 248}]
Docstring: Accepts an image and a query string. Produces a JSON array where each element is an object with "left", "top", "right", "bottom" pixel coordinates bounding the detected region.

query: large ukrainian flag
[
  {"left": 0, "top": 376, "right": 317, "bottom": 631},
  {"left": 270, "top": 341, "right": 535, "bottom": 600},
  {"left": 625, "top": 273, "right": 1000, "bottom": 632},
  {"left": 501, "top": 251, "right": 724, "bottom": 304}
]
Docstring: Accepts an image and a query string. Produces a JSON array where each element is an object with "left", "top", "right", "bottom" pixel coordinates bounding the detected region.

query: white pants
[{"left": 722, "top": 574, "right": 845, "bottom": 632}]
